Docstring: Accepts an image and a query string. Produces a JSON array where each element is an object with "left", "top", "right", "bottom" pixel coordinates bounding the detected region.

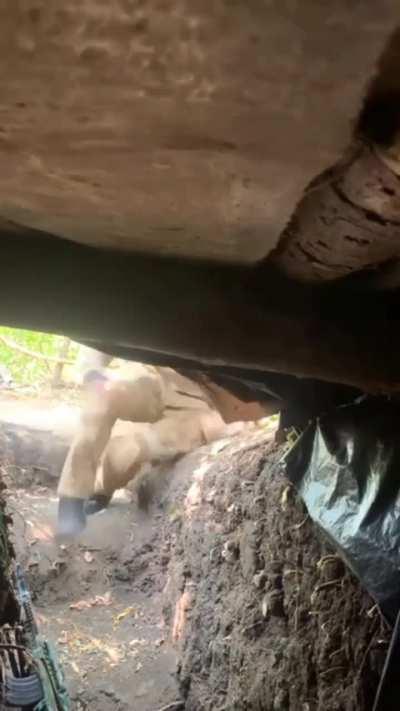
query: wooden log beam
[
  {"left": 0, "top": 231, "right": 398, "bottom": 393},
  {"left": 270, "top": 142, "right": 400, "bottom": 283},
  {"left": 0, "top": 1, "right": 396, "bottom": 266},
  {"left": 269, "top": 29, "right": 400, "bottom": 285}
]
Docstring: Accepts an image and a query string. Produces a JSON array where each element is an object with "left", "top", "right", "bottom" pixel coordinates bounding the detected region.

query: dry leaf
[
  {"left": 69, "top": 600, "right": 91, "bottom": 611},
  {"left": 96, "top": 591, "right": 112, "bottom": 606},
  {"left": 70, "top": 591, "right": 112, "bottom": 611},
  {"left": 113, "top": 606, "right": 136, "bottom": 625},
  {"left": 29, "top": 523, "right": 53, "bottom": 542},
  {"left": 261, "top": 595, "right": 268, "bottom": 618},
  {"left": 106, "top": 646, "right": 121, "bottom": 664},
  {"left": 36, "top": 612, "right": 47, "bottom": 626}
]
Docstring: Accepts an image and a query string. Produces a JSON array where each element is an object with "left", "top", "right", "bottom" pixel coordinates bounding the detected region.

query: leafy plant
[{"left": 0, "top": 327, "right": 78, "bottom": 386}]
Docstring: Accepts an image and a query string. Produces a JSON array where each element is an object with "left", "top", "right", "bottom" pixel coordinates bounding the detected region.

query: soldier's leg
[
  {"left": 57, "top": 369, "right": 166, "bottom": 537},
  {"left": 198, "top": 410, "right": 227, "bottom": 443},
  {"left": 89, "top": 413, "right": 212, "bottom": 514},
  {"left": 57, "top": 410, "right": 115, "bottom": 537},
  {"left": 85, "top": 407, "right": 224, "bottom": 520},
  {"left": 86, "top": 434, "right": 145, "bottom": 514}
]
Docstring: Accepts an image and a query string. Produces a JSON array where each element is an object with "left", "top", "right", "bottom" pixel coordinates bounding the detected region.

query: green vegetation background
[{"left": 0, "top": 328, "right": 78, "bottom": 384}]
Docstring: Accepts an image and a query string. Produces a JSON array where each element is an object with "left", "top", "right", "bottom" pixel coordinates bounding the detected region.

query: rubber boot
[
  {"left": 85, "top": 494, "right": 112, "bottom": 516},
  {"left": 56, "top": 497, "right": 87, "bottom": 540}
]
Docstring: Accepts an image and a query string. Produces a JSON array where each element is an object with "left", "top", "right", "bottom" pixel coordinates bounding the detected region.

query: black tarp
[{"left": 285, "top": 397, "right": 400, "bottom": 625}]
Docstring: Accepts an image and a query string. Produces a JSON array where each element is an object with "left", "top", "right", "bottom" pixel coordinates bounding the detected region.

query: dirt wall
[{"left": 162, "top": 437, "right": 390, "bottom": 711}]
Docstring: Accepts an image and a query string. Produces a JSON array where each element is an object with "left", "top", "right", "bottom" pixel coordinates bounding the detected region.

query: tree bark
[{"left": 270, "top": 144, "right": 400, "bottom": 284}]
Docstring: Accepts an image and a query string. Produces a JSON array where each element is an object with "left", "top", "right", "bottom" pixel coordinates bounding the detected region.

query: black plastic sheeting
[{"left": 285, "top": 397, "right": 400, "bottom": 626}]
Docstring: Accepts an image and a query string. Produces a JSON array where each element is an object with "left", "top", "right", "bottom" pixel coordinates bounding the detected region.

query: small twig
[
  {"left": 319, "top": 665, "right": 345, "bottom": 678},
  {"left": 292, "top": 516, "right": 309, "bottom": 530},
  {"left": 356, "top": 620, "right": 380, "bottom": 680},
  {"left": 294, "top": 605, "right": 299, "bottom": 633},
  {"left": 242, "top": 620, "right": 264, "bottom": 634},
  {"left": 329, "top": 646, "right": 346, "bottom": 661},
  {"left": 310, "top": 578, "right": 343, "bottom": 607},
  {"left": 314, "top": 578, "right": 342, "bottom": 593},
  {"left": 317, "top": 555, "right": 339, "bottom": 570},
  {"left": 320, "top": 620, "right": 330, "bottom": 635},
  {"left": 280, "top": 485, "right": 291, "bottom": 511},
  {"left": 154, "top": 703, "right": 184, "bottom": 711},
  {"left": 367, "top": 604, "right": 378, "bottom": 619}
]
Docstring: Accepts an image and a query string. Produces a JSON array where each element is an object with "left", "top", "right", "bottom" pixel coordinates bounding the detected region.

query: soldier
[{"left": 57, "top": 360, "right": 226, "bottom": 538}]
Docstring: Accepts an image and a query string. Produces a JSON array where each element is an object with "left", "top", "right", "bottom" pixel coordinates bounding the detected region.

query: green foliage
[{"left": 0, "top": 327, "right": 78, "bottom": 386}]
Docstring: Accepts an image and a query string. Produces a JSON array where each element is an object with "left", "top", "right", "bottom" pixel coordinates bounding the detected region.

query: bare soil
[
  {"left": 0, "top": 398, "right": 391, "bottom": 711},
  {"left": 7, "top": 482, "right": 181, "bottom": 711}
]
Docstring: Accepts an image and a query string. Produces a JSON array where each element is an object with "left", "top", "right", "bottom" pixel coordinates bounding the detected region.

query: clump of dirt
[{"left": 162, "top": 438, "right": 390, "bottom": 711}]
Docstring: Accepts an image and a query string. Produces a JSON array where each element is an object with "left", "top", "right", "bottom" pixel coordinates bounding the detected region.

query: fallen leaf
[
  {"left": 261, "top": 595, "right": 268, "bottom": 618},
  {"left": 70, "top": 600, "right": 91, "bottom": 611},
  {"left": 96, "top": 591, "right": 112, "bottom": 606},
  {"left": 113, "top": 606, "right": 136, "bottom": 625},
  {"left": 58, "top": 631, "right": 68, "bottom": 645},
  {"left": 129, "top": 638, "right": 147, "bottom": 647},
  {"left": 70, "top": 591, "right": 112, "bottom": 611},
  {"left": 280, "top": 485, "right": 291, "bottom": 511},
  {"left": 106, "top": 646, "right": 121, "bottom": 664},
  {"left": 29, "top": 523, "right": 54, "bottom": 542},
  {"left": 70, "top": 661, "right": 80, "bottom": 674}
]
